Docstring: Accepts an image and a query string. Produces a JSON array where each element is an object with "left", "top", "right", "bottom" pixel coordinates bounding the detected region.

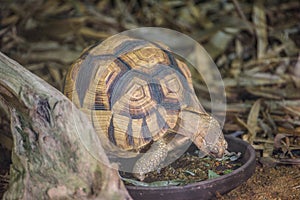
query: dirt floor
[
  {"left": 1, "top": 0, "right": 300, "bottom": 199},
  {"left": 220, "top": 164, "right": 300, "bottom": 200}
]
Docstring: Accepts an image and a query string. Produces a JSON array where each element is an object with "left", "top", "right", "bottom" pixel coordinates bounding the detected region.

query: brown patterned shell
[{"left": 64, "top": 35, "right": 204, "bottom": 157}]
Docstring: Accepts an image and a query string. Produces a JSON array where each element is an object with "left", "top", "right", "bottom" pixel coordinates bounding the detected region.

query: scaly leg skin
[{"left": 133, "top": 139, "right": 168, "bottom": 181}]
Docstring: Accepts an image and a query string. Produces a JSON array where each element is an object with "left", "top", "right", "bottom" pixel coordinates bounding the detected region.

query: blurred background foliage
[{"left": 1, "top": 0, "right": 300, "bottom": 199}]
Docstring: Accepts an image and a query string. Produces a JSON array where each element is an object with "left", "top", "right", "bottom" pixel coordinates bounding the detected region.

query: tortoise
[{"left": 64, "top": 35, "right": 227, "bottom": 180}]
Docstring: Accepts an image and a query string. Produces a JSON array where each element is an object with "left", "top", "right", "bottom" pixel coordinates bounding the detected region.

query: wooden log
[{"left": 0, "top": 52, "right": 132, "bottom": 200}]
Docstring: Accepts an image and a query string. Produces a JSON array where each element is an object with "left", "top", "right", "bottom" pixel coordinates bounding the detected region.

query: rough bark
[{"left": 0, "top": 52, "right": 132, "bottom": 200}]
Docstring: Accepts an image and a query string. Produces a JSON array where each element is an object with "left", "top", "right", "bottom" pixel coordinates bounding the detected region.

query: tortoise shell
[{"left": 64, "top": 35, "right": 216, "bottom": 157}]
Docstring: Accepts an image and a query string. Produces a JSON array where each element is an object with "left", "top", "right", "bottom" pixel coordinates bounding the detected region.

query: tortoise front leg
[{"left": 133, "top": 139, "right": 168, "bottom": 181}]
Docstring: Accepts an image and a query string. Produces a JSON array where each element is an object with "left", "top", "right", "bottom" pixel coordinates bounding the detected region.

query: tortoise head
[
  {"left": 176, "top": 107, "right": 228, "bottom": 158},
  {"left": 194, "top": 115, "right": 227, "bottom": 158}
]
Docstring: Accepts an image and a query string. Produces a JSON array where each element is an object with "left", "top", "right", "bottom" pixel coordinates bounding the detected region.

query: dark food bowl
[{"left": 126, "top": 135, "right": 256, "bottom": 200}]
